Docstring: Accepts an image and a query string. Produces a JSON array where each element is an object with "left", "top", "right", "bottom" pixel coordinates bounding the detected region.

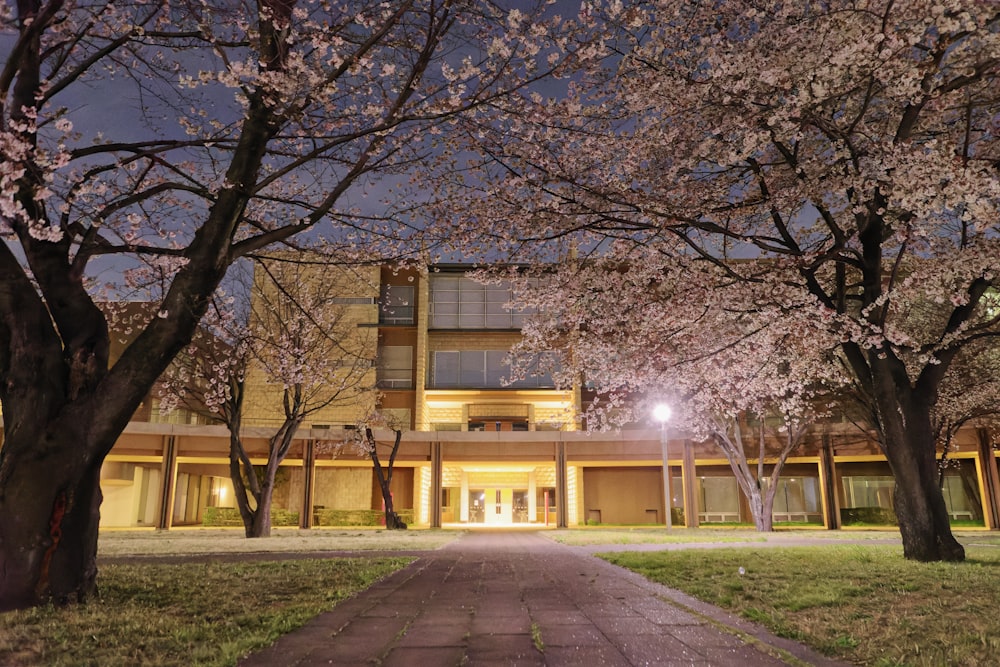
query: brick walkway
[{"left": 237, "top": 530, "right": 846, "bottom": 666}]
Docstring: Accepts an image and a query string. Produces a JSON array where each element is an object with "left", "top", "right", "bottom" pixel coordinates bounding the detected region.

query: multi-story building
[{"left": 96, "top": 265, "right": 1000, "bottom": 532}]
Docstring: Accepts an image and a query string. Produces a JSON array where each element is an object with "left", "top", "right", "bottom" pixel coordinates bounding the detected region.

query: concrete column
[
  {"left": 414, "top": 271, "right": 430, "bottom": 430},
  {"left": 430, "top": 441, "right": 442, "bottom": 528},
  {"left": 528, "top": 470, "right": 537, "bottom": 522},
  {"left": 556, "top": 441, "right": 568, "bottom": 528},
  {"left": 300, "top": 439, "right": 315, "bottom": 529},
  {"left": 460, "top": 471, "right": 469, "bottom": 522},
  {"left": 976, "top": 427, "right": 1000, "bottom": 529},
  {"left": 682, "top": 440, "right": 699, "bottom": 528},
  {"left": 820, "top": 434, "right": 841, "bottom": 530},
  {"left": 157, "top": 434, "right": 178, "bottom": 530}
]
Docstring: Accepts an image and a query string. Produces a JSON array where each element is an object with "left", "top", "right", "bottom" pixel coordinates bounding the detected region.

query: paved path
[{"left": 238, "top": 530, "right": 846, "bottom": 666}]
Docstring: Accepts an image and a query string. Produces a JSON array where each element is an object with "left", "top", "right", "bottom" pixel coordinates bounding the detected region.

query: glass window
[
  {"left": 841, "top": 476, "right": 895, "bottom": 509},
  {"left": 460, "top": 350, "right": 485, "bottom": 385},
  {"left": 433, "top": 351, "right": 461, "bottom": 386},
  {"left": 429, "top": 275, "right": 536, "bottom": 329},
  {"left": 431, "top": 350, "right": 556, "bottom": 389},
  {"left": 485, "top": 351, "right": 507, "bottom": 386},
  {"left": 697, "top": 476, "right": 742, "bottom": 523},
  {"left": 485, "top": 286, "right": 512, "bottom": 328},
  {"left": 379, "top": 286, "right": 415, "bottom": 324},
  {"left": 430, "top": 277, "right": 460, "bottom": 328},
  {"left": 377, "top": 346, "right": 413, "bottom": 389}
]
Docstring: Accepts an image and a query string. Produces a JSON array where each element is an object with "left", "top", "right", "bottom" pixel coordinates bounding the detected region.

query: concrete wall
[
  {"left": 583, "top": 467, "right": 664, "bottom": 525},
  {"left": 582, "top": 467, "right": 664, "bottom": 524}
]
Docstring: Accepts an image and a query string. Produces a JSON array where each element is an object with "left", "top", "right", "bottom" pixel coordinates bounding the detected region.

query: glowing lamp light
[{"left": 653, "top": 404, "right": 672, "bottom": 423}]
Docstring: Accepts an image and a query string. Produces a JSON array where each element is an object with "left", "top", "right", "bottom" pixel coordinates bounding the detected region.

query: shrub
[
  {"left": 841, "top": 506, "right": 898, "bottom": 526},
  {"left": 314, "top": 508, "right": 415, "bottom": 527},
  {"left": 202, "top": 507, "right": 242, "bottom": 527},
  {"left": 201, "top": 506, "right": 300, "bottom": 527}
]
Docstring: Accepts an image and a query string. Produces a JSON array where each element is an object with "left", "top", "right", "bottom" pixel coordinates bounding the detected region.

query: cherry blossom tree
[
  {"left": 454, "top": 1, "right": 1000, "bottom": 561},
  {"left": 0, "top": 0, "right": 593, "bottom": 609},
  {"left": 161, "top": 257, "right": 376, "bottom": 537},
  {"left": 339, "top": 415, "right": 407, "bottom": 530},
  {"left": 504, "top": 247, "right": 841, "bottom": 531}
]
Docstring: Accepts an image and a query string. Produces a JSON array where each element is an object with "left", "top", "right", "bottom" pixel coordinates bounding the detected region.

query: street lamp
[{"left": 654, "top": 404, "right": 672, "bottom": 530}]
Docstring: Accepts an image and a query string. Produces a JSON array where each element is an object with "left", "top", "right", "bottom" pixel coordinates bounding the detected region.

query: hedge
[
  {"left": 840, "top": 506, "right": 898, "bottom": 526},
  {"left": 314, "top": 508, "right": 415, "bottom": 527},
  {"left": 201, "top": 506, "right": 300, "bottom": 527}
]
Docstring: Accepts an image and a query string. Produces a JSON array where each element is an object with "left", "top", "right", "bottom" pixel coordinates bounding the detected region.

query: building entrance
[
  {"left": 446, "top": 464, "right": 558, "bottom": 526},
  {"left": 467, "top": 488, "right": 532, "bottom": 524}
]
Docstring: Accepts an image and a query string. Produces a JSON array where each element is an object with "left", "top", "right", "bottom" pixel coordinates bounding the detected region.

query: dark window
[{"left": 379, "top": 285, "right": 415, "bottom": 324}]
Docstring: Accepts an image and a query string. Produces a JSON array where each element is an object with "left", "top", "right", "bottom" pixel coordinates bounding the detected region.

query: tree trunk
[
  {"left": 250, "top": 481, "right": 274, "bottom": 538},
  {"left": 247, "top": 452, "right": 285, "bottom": 538},
  {"left": 228, "top": 424, "right": 260, "bottom": 538},
  {"left": 882, "top": 411, "right": 965, "bottom": 561},
  {"left": 760, "top": 481, "right": 778, "bottom": 532},
  {"left": 0, "top": 427, "right": 104, "bottom": 611},
  {"left": 712, "top": 424, "right": 777, "bottom": 533},
  {"left": 866, "top": 360, "right": 965, "bottom": 561},
  {"left": 367, "top": 428, "right": 406, "bottom": 530},
  {"left": 747, "top": 487, "right": 771, "bottom": 531}
]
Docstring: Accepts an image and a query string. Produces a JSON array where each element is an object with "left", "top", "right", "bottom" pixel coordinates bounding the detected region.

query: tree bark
[
  {"left": 0, "top": 421, "right": 105, "bottom": 610},
  {"left": 748, "top": 488, "right": 770, "bottom": 531},
  {"left": 250, "top": 480, "right": 274, "bottom": 538},
  {"left": 227, "top": 397, "right": 302, "bottom": 538},
  {"left": 713, "top": 420, "right": 779, "bottom": 533},
  {"left": 857, "top": 348, "right": 965, "bottom": 561},
  {"left": 881, "top": 404, "right": 965, "bottom": 561}
]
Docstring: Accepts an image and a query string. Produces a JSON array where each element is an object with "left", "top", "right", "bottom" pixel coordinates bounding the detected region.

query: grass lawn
[
  {"left": 0, "top": 557, "right": 412, "bottom": 666},
  {"left": 5, "top": 527, "right": 996, "bottom": 665},
  {"left": 2, "top": 528, "right": 455, "bottom": 667},
  {"left": 600, "top": 543, "right": 1000, "bottom": 666},
  {"left": 547, "top": 526, "right": 766, "bottom": 545},
  {"left": 545, "top": 526, "right": 904, "bottom": 546},
  {"left": 97, "top": 527, "right": 461, "bottom": 556}
]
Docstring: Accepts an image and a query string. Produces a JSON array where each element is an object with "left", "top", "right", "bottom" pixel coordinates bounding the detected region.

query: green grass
[
  {"left": 97, "top": 527, "right": 461, "bottom": 556},
  {"left": 601, "top": 544, "right": 1000, "bottom": 666},
  {"left": 0, "top": 557, "right": 411, "bottom": 666},
  {"left": 547, "top": 527, "right": 767, "bottom": 545},
  {"left": 545, "top": 526, "right": 923, "bottom": 547},
  {"left": 530, "top": 622, "right": 545, "bottom": 652}
]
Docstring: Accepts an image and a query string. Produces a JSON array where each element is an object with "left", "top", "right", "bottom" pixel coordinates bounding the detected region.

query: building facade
[{"left": 97, "top": 266, "right": 1000, "bottom": 531}]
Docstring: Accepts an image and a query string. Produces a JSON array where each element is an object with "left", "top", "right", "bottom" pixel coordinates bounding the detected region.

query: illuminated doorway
[{"left": 446, "top": 464, "right": 556, "bottom": 525}]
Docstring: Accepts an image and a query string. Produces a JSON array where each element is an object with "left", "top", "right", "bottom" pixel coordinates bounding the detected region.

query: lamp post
[{"left": 654, "top": 404, "right": 672, "bottom": 530}]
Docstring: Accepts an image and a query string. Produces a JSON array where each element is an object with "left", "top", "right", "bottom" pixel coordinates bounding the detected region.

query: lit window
[{"left": 431, "top": 350, "right": 555, "bottom": 388}]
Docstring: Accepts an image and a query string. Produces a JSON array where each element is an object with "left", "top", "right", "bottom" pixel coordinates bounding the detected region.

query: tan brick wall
[
  {"left": 427, "top": 331, "right": 521, "bottom": 353},
  {"left": 534, "top": 401, "right": 577, "bottom": 430},
  {"left": 442, "top": 466, "right": 464, "bottom": 486},
  {"left": 243, "top": 262, "right": 381, "bottom": 428},
  {"left": 313, "top": 467, "right": 372, "bottom": 510},
  {"left": 467, "top": 471, "right": 532, "bottom": 487},
  {"left": 428, "top": 405, "right": 465, "bottom": 426},
  {"left": 415, "top": 270, "right": 431, "bottom": 429},
  {"left": 533, "top": 466, "right": 556, "bottom": 486}
]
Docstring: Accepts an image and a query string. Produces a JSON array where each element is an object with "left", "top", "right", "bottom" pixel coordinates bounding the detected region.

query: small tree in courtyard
[
  {"left": 706, "top": 413, "right": 813, "bottom": 532},
  {"left": 331, "top": 409, "right": 411, "bottom": 530},
  {"left": 161, "top": 258, "right": 376, "bottom": 537},
  {"left": 501, "top": 249, "right": 842, "bottom": 531}
]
